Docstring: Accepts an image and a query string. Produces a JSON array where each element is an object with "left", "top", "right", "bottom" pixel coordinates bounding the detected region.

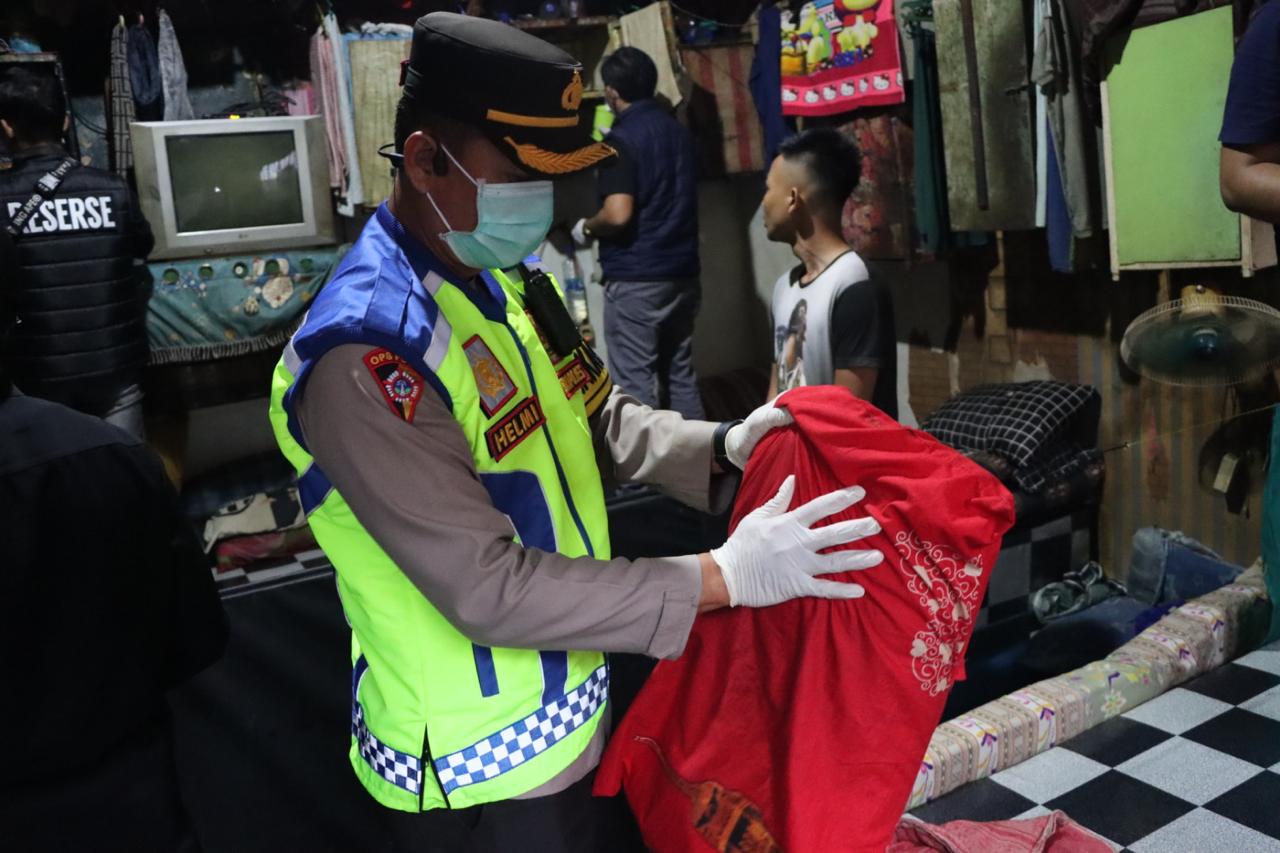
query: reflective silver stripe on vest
[
  {"left": 283, "top": 338, "right": 303, "bottom": 376},
  {"left": 351, "top": 658, "right": 424, "bottom": 795},
  {"left": 422, "top": 271, "right": 452, "bottom": 372},
  {"left": 433, "top": 665, "right": 608, "bottom": 794}
]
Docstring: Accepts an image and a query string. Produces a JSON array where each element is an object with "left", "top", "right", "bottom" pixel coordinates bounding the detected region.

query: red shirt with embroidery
[{"left": 595, "top": 387, "right": 1015, "bottom": 852}]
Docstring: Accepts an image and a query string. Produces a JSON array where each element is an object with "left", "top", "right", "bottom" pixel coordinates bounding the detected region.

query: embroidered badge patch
[
  {"left": 485, "top": 396, "right": 546, "bottom": 461},
  {"left": 363, "top": 348, "right": 425, "bottom": 423},
  {"left": 557, "top": 355, "right": 590, "bottom": 400},
  {"left": 463, "top": 335, "right": 518, "bottom": 417}
]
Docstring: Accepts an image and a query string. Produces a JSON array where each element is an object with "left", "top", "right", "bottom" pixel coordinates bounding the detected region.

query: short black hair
[
  {"left": 601, "top": 47, "right": 658, "bottom": 103},
  {"left": 0, "top": 67, "right": 64, "bottom": 144},
  {"left": 393, "top": 99, "right": 478, "bottom": 155},
  {"left": 778, "top": 127, "right": 862, "bottom": 210}
]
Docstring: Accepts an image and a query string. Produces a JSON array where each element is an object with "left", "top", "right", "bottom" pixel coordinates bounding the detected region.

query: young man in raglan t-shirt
[{"left": 760, "top": 127, "right": 897, "bottom": 420}]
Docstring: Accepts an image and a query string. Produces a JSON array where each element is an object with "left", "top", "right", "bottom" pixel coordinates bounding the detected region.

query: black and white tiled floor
[
  {"left": 213, "top": 548, "right": 334, "bottom": 599},
  {"left": 911, "top": 641, "right": 1280, "bottom": 851}
]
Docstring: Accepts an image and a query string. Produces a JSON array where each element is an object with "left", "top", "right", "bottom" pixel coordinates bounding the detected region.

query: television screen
[{"left": 166, "top": 131, "right": 304, "bottom": 234}]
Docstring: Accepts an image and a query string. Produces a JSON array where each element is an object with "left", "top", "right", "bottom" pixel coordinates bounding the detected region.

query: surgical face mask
[{"left": 425, "top": 145, "right": 553, "bottom": 271}]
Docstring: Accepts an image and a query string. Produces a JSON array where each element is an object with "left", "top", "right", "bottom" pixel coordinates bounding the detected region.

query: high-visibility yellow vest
[{"left": 268, "top": 204, "right": 610, "bottom": 811}]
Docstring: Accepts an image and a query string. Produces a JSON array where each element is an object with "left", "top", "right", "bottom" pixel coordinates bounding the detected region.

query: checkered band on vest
[
  {"left": 352, "top": 699, "right": 424, "bottom": 795},
  {"left": 433, "top": 665, "right": 609, "bottom": 794}
]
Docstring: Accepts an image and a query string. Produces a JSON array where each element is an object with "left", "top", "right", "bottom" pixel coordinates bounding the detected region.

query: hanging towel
[
  {"left": 282, "top": 82, "right": 317, "bottom": 117},
  {"left": 348, "top": 36, "right": 412, "bottom": 206},
  {"left": 619, "top": 2, "right": 684, "bottom": 107},
  {"left": 157, "top": 10, "right": 194, "bottom": 121},
  {"left": 108, "top": 20, "right": 136, "bottom": 177},
  {"left": 127, "top": 22, "right": 163, "bottom": 120},
  {"left": 780, "top": 0, "right": 905, "bottom": 116},
  {"left": 322, "top": 13, "right": 363, "bottom": 214},
  {"left": 309, "top": 26, "right": 345, "bottom": 189}
]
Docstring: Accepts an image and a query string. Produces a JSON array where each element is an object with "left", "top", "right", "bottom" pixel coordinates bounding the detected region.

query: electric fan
[{"left": 1120, "top": 285, "right": 1280, "bottom": 386}]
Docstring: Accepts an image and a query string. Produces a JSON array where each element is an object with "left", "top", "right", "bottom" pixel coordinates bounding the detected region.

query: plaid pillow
[
  {"left": 922, "top": 381, "right": 1100, "bottom": 468},
  {"left": 1014, "top": 443, "right": 1105, "bottom": 494}
]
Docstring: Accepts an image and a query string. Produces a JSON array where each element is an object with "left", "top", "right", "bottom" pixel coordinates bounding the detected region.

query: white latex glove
[
  {"left": 724, "top": 396, "right": 794, "bottom": 470},
  {"left": 571, "top": 217, "right": 591, "bottom": 246},
  {"left": 710, "top": 475, "right": 884, "bottom": 608}
]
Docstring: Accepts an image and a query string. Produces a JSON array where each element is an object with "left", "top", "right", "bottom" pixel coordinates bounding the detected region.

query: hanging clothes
[
  {"left": 595, "top": 387, "right": 1015, "bottom": 853},
  {"left": 1032, "top": 0, "right": 1101, "bottom": 240},
  {"left": 1033, "top": 0, "right": 1050, "bottom": 229},
  {"left": 904, "top": 2, "right": 946, "bottom": 256},
  {"left": 749, "top": 2, "right": 792, "bottom": 164},
  {"left": 309, "top": 26, "right": 345, "bottom": 190},
  {"left": 107, "top": 20, "right": 136, "bottom": 178},
  {"left": 933, "top": 0, "right": 1037, "bottom": 231},
  {"left": 323, "top": 13, "right": 363, "bottom": 214},
  {"left": 840, "top": 114, "right": 915, "bottom": 260},
  {"left": 902, "top": 1, "right": 988, "bottom": 257},
  {"left": 347, "top": 36, "right": 412, "bottom": 206},
  {"left": 282, "top": 82, "right": 317, "bottom": 117},
  {"left": 157, "top": 10, "right": 194, "bottom": 121},
  {"left": 619, "top": 3, "right": 684, "bottom": 107},
  {"left": 127, "top": 21, "right": 163, "bottom": 121},
  {"left": 1045, "top": 130, "right": 1074, "bottom": 273}
]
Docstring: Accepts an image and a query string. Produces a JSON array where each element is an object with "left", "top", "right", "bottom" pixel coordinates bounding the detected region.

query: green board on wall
[{"left": 1106, "top": 6, "right": 1239, "bottom": 266}]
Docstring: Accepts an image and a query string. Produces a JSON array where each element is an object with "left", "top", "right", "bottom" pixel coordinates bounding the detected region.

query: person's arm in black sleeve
[
  {"left": 830, "top": 282, "right": 885, "bottom": 403},
  {"left": 132, "top": 444, "right": 228, "bottom": 686},
  {"left": 583, "top": 145, "right": 637, "bottom": 238},
  {"left": 1220, "top": 2, "right": 1280, "bottom": 222}
]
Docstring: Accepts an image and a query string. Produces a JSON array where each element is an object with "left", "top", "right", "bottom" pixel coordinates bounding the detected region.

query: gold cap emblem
[{"left": 561, "top": 70, "right": 584, "bottom": 112}]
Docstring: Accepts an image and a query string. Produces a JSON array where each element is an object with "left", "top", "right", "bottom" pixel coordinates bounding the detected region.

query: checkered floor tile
[
  {"left": 214, "top": 549, "right": 334, "bottom": 599},
  {"left": 911, "top": 643, "right": 1280, "bottom": 851}
]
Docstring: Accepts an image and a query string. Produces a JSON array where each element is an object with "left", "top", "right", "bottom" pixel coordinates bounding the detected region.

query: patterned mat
[{"left": 910, "top": 642, "right": 1280, "bottom": 851}]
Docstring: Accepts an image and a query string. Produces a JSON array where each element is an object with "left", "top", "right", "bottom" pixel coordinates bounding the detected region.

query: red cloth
[
  {"left": 595, "top": 388, "right": 1015, "bottom": 852},
  {"left": 890, "top": 813, "right": 1113, "bottom": 853}
]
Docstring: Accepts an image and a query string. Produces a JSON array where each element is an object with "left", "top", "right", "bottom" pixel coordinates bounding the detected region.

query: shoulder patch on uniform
[
  {"left": 463, "top": 335, "right": 517, "bottom": 417},
  {"left": 363, "top": 348, "right": 425, "bottom": 423}
]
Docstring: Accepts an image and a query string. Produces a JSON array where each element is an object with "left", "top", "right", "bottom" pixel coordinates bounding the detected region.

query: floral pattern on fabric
[{"left": 897, "top": 530, "right": 986, "bottom": 695}]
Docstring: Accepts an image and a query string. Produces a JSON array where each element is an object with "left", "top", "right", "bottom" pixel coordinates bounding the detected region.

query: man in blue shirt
[
  {"left": 1220, "top": 1, "right": 1280, "bottom": 224},
  {"left": 572, "top": 48, "right": 704, "bottom": 420}
]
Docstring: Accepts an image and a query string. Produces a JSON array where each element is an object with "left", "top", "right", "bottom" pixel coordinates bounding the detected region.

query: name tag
[{"left": 485, "top": 396, "right": 546, "bottom": 461}]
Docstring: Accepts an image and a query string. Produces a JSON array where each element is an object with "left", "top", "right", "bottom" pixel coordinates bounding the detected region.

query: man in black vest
[
  {"left": 0, "top": 68, "right": 154, "bottom": 437},
  {"left": 0, "top": 226, "right": 227, "bottom": 852},
  {"left": 571, "top": 47, "right": 704, "bottom": 421}
]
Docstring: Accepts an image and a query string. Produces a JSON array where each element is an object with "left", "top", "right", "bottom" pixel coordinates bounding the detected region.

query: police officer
[
  {"left": 269, "top": 14, "right": 884, "bottom": 850},
  {"left": 0, "top": 68, "right": 154, "bottom": 437}
]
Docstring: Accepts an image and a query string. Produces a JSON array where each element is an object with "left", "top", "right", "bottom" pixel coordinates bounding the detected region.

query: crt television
[{"left": 131, "top": 116, "right": 336, "bottom": 260}]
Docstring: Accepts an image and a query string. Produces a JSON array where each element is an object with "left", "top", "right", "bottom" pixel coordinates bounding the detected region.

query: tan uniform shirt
[{"left": 296, "top": 343, "right": 734, "bottom": 798}]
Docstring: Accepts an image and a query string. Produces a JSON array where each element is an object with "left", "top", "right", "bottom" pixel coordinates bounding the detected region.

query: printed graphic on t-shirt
[{"left": 774, "top": 298, "right": 808, "bottom": 393}]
